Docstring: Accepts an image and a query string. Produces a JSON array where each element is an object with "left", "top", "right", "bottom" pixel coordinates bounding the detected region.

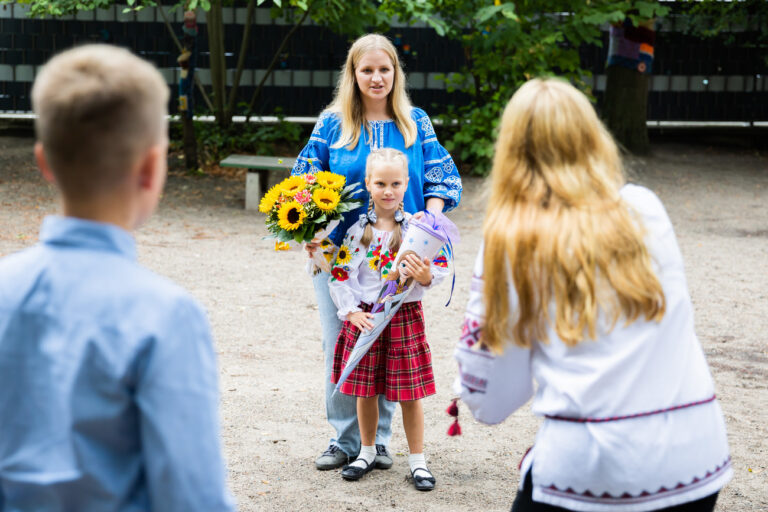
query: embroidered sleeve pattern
[
  {"left": 328, "top": 227, "right": 367, "bottom": 320},
  {"left": 415, "top": 109, "right": 463, "bottom": 211},
  {"left": 292, "top": 113, "right": 333, "bottom": 176},
  {"left": 453, "top": 243, "right": 534, "bottom": 424}
]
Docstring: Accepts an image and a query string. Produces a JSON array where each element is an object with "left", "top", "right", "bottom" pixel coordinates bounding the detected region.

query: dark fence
[{"left": 1, "top": 4, "right": 766, "bottom": 121}]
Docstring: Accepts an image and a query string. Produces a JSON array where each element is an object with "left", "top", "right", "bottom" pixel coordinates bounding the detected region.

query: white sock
[
  {"left": 350, "top": 444, "right": 376, "bottom": 469},
  {"left": 408, "top": 452, "right": 430, "bottom": 478}
]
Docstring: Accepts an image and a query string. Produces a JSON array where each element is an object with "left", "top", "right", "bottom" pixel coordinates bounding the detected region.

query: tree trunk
[
  {"left": 206, "top": 0, "right": 227, "bottom": 127},
  {"left": 603, "top": 66, "right": 650, "bottom": 154},
  {"left": 226, "top": 0, "right": 256, "bottom": 119}
]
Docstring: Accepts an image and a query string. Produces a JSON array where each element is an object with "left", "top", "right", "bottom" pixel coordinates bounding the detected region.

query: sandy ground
[{"left": 0, "top": 135, "right": 766, "bottom": 511}]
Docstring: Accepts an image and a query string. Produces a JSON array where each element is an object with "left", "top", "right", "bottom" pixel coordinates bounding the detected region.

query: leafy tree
[{"left": 414, "top": 0, "right": 670, "bottom": 174}]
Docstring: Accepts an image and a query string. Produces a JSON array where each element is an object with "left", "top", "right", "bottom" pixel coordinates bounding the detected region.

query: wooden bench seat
[{"left": 219, "top": 155, "right": 297, "bottom": 210}]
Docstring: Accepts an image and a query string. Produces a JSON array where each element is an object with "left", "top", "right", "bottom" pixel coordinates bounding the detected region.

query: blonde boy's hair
[
  {"left": 32, "top": 44, "right": 169, "bottom": 200},
  {"left": 361, "top": 147, "right": 408, "bottom": 250},
  {"left": 482, "top": 78, "right": 665, "bottom": 351},
  {"left": 327, "top": 34, "right": 417, "bottom": 150}
]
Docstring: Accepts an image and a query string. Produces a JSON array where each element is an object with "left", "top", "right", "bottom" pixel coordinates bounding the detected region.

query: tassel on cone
[{"left": 447, "top": 418, "right": 462, "bottom": 436}]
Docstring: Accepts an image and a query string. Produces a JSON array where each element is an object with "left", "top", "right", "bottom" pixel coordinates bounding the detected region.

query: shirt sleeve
[
  {"left": 453, "top": 243, "right": 534, "bottom": 425},
  {"left": 135, "top": 297, "right": 235, "bottom": 512},
  {"left": 414, "top": 108, "right": 463, "bottom": 212},
  {"left": 292, "top": 112, "right": 334, "bottom": 176},
  {"left": 328, "top": 224, "right": 366, "bottom": 321}
]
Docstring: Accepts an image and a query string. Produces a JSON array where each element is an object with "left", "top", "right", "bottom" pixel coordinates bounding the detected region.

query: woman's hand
[
  {"left": 414, "top": 197, "right": 445, "bottom": 221},
  {"left": 347, "top": 311, "right": 375, "bottom": 332},
  {"left": 304, "top": 241, "right": 320, "bottom": 258},
  {"left": 401, "top": 254, "right": 432, "bottom": 286}
]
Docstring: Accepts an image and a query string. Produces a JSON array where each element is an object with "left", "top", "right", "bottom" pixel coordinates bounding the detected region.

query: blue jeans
[{"left": 313, "top": 272, "right": 395, "bottom": 457}]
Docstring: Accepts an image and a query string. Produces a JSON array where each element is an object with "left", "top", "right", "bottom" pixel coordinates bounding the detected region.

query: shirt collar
[{"left": 39, "top": 215, "right": 137, "bottom": 260}]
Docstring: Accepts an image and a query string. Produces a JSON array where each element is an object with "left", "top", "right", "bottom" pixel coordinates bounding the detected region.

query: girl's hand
[
  {"left": 402, "top": 254, "right": 432, "bottom": 286},
  {"left": 347, "top": 311, "right": 375, "bottom": 331}
]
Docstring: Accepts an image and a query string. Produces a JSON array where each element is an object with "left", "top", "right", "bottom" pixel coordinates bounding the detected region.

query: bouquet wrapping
[{"left": 261, "top": 171, "right": 362, "bottom": 272}]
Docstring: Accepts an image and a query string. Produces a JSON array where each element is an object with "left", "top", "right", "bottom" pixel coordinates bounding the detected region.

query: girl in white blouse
[
  {"left": 329, "top": 148, "right": 449, "bottom": 490},
  {"left": 454, "top": 78, "right": 731, "bottom": 511}
]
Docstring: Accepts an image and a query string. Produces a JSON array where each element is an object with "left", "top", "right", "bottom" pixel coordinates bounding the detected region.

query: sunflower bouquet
[{"left": 260, "top": 170, "right": 363, "bottom": 264}]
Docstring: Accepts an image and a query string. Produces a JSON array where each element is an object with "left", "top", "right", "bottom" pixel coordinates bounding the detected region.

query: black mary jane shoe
[
  {"left": 411, "top": 467, "right": 436, "bottom": 491},
  {"left": 341, "top": 459, "right": 374, "bottom": 481}
]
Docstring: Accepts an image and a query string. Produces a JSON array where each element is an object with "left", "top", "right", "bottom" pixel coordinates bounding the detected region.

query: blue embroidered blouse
[{"left": 291, "top": 107, "right": 463, "bottom": 247}]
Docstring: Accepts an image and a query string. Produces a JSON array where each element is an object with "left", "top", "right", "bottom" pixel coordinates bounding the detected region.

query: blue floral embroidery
[
  {"left": 425, "top": 166, "right": 444, "bottom": 184},
  {"left": 419, "top": 116, "right": 436, "bottom": 137}
]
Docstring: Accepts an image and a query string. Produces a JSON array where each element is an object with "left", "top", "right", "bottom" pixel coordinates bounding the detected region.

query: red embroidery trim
[
  {"left": 540, "top": 457, "right": 731, "bottom": 505},
  {"left": 545, "top": 395, "right": 717, "bottom": 423}
]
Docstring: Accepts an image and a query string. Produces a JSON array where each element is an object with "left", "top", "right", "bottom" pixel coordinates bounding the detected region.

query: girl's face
[
  {"left": 366, "top": 162, "right": 408, "bottom": 217},
  {"left": 355, "top": 49, "right": 394, "bottom": 106}
]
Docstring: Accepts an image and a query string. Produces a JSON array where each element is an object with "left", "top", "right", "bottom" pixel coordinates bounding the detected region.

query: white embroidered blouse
[
  {"left": 454, "top": 184, "right": 732, "bottom": 511},
  {"left": 328, "top": 213, "right": 450, "bottom": 321}
]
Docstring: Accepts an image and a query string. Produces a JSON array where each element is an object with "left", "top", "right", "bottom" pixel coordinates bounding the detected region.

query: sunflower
[
  {"left": 335, "top": 244, "right": 352, "bottom": 265},
  {"left": 313, "top": 187, "right": 341, "bottom": 212},
  {"left": 279, "top": 176, "right": 306, "bottom": 197},
  {"left": 368, "top": 254, "right": 381, "bottom": 271},
  {"left": 316, "top": 171, "right": 346, "bottom": 190},
  {"left": 259, "top": 185, "right": 281, "bottom": 213},
  {"left": 277, "top": 201, "right": 307, "bottom": 231}
]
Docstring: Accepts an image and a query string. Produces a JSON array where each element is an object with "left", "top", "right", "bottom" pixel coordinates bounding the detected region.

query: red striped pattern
[{"left": 332, "top": 301, "right": 435, "bottom": 402}]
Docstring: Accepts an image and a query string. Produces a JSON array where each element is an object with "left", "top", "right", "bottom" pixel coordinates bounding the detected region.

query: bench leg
[{"left": 245, "top": 171, "right": 262, "bottom": 210}]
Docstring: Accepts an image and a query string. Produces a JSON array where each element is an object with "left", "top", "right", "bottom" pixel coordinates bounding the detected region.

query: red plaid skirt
[{"left": 331, "top": 301, "right": 436, "bottom": 402}]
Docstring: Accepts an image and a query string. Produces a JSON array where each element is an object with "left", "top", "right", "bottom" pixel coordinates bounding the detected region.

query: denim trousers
[{"left": 313, "top": 271, "right": 395, "bottom": 457}]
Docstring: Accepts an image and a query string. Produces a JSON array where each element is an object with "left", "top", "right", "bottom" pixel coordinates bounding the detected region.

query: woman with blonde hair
[
  {"left": 454, "top": 78, "right": 731, "bottom": 511},
  {"left": 292, "top": 33, "right": 462, "bottom": 471}
]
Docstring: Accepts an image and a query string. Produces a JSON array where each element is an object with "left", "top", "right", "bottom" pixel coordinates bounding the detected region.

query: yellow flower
[
  {"left": 259, "top": 185, "right": 281, "bottom": 213},
  {"left": 324, "top": 251, "right": 334, "bottom": 263},
  {"left": 368, "top": 255, "right": 381, "bottom": 271},
  {"left": 279, "top": 176, "right": 306, "bottom": 197},
  {"left": 336, "top": 245, "right": 352, "bottom": 265},
  {"left": 313, "top": 187, "right": 340, "bottom": 212},
  {"left": 274, "top": 241, "right": 291, "bottom": 251},
  {"left": 277, "top": 201, "right": 307, "bottom": 231},
  {"left": 316, "top": 171, "right": 346, "bottom": 190}
]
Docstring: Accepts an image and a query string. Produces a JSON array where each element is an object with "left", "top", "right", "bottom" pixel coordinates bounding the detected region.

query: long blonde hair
[
  {"left": 327, "top": 34, "right": 417, "bottom": 150},
  {"left": 482, "top": 78, "right": 665, "bottom": 351},
  {"left": 361, "top": 148, "right": 408, "bottom": 251}
]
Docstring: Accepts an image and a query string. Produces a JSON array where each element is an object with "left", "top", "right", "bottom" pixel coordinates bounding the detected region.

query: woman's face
[{"left": 355, "top": 49, "right": 394, "bottom": 106}]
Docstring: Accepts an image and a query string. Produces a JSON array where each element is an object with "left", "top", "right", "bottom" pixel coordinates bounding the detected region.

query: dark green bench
[{"left": 219, "top": 155, "right": 297, "bottom": 210}]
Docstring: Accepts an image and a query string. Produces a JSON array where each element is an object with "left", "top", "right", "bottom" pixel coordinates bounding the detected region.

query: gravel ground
[{"left": 1, "top": 135, "right": 766, "bottom": 511}]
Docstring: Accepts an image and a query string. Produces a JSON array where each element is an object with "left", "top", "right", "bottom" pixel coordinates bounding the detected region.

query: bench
[{"left": 219, "top": 155, "right": 297, "bottom": 210}]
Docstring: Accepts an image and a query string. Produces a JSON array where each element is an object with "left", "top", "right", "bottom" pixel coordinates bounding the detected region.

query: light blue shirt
[
  {"left": 292, "top": 107, "right": 463, "bottom": 247},
  {"left": 0, "top": 216, "right": 235, "bottom": 512}
]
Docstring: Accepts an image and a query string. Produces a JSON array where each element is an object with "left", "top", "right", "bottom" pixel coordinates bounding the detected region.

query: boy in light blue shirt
[{"left": 0, "top": 44, "right": 235, "bottom": 512}]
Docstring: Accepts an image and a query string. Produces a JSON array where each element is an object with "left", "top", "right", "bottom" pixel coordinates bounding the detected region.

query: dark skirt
[{"left": 331, "top": 301, "right": 436, "bottom": 402}]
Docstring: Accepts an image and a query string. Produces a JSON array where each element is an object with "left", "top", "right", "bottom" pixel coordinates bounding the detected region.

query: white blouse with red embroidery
[
  {"left": 328, "top": 213, "right": 451, "bottom": 321},
  {"left": 454, "top": 184, "right": 732, "bottom": 511}
]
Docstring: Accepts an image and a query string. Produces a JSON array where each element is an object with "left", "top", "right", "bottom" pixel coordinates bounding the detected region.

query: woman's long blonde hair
[
  {"left": 482, "top": 78, "right": 665, "bottom": 351},
  {"left": 327, "top": 34, "right": 417, "bottom": 150}
]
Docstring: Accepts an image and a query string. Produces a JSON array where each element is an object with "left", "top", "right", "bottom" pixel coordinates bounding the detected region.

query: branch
[
  {"left": 158, "top": 4, "right": 214, "bottom": 112},
  {"left": 226, "top": 0, "right": 256, "bottom": 115},
  {"left": 246, "top": 5, "right": 312, "bottom": 121}
]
